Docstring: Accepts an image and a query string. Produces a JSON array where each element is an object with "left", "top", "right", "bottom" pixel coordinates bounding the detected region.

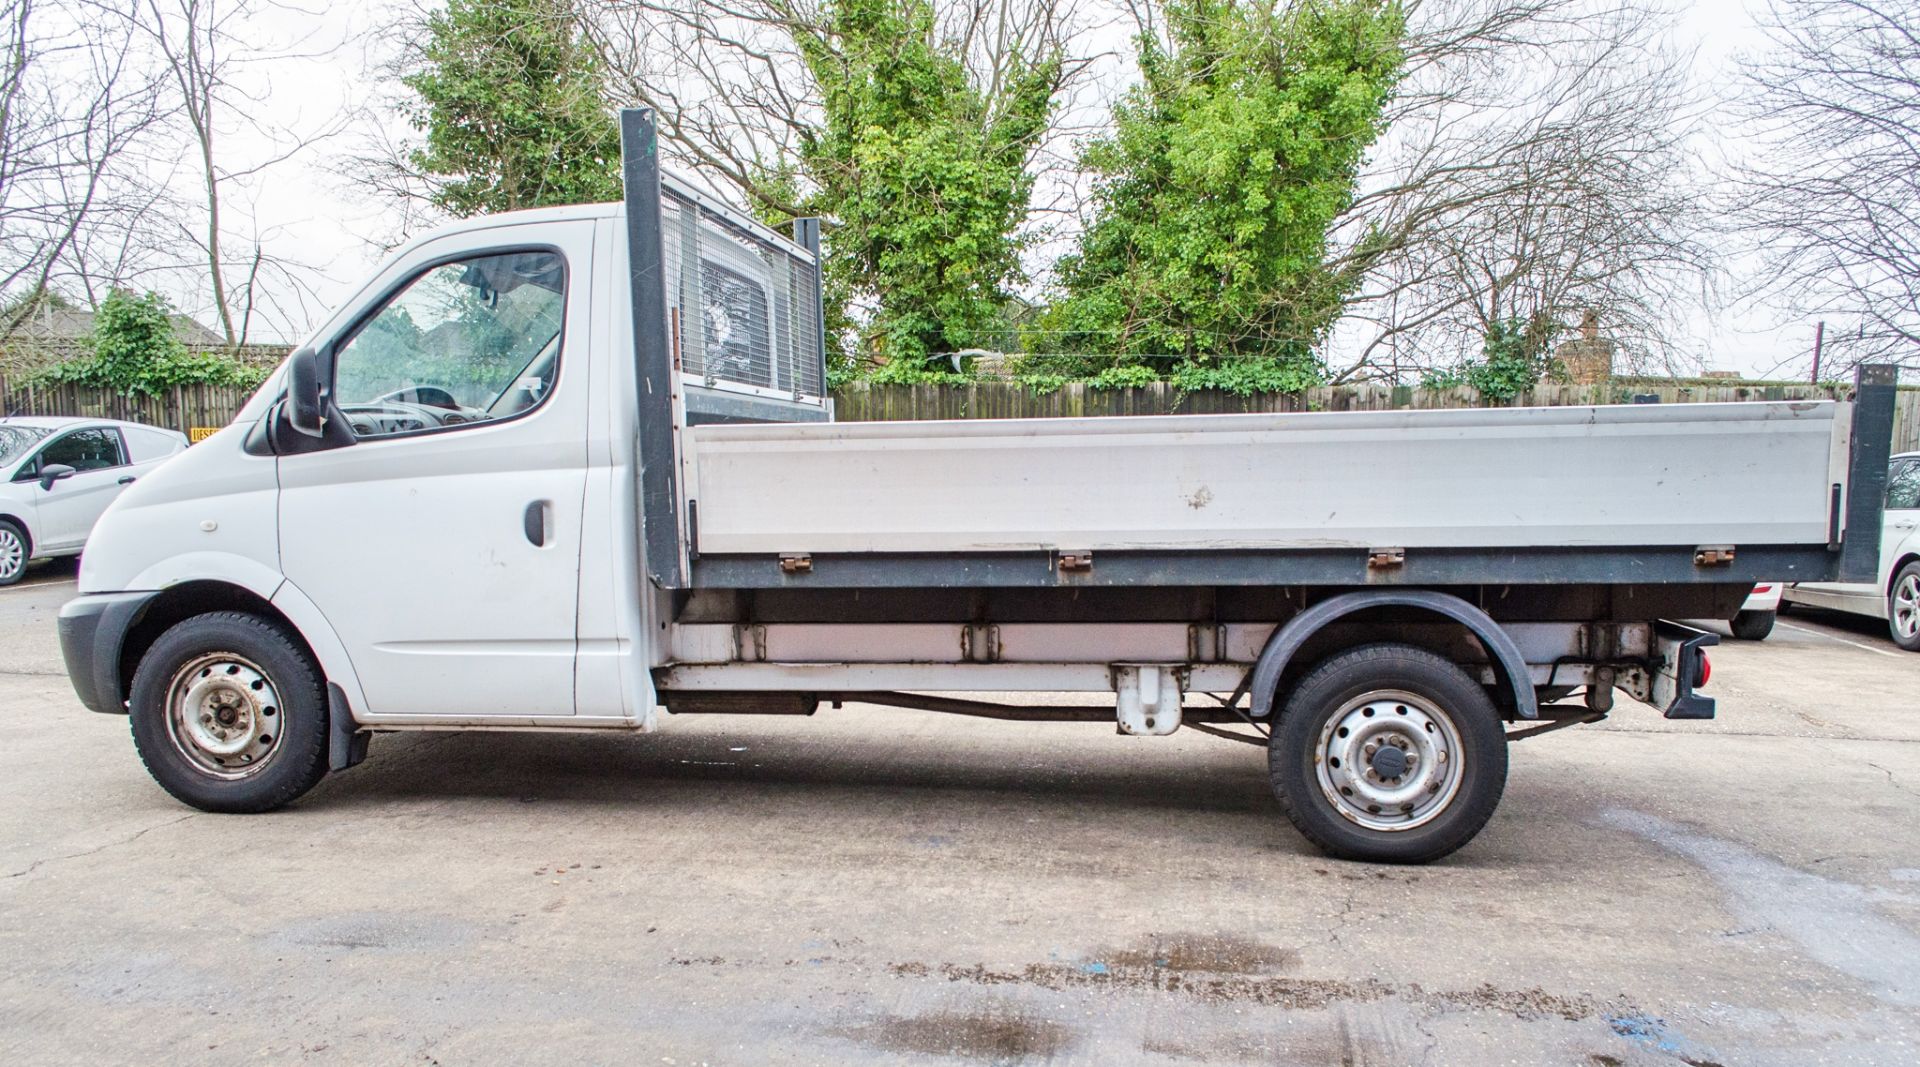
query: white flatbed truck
[{"left": 57, "top": 112, "right": 1897, "bottom": 863}]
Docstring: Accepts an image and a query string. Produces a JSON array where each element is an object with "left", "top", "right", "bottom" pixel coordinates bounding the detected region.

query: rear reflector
[{"left": 1697, "top": 654, "right": 1712, "bottom": 687}]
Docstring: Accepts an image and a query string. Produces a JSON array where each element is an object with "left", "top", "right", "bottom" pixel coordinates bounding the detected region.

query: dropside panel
[{"left": 688, "top": 402, "right": 1842, "bottom": 555}]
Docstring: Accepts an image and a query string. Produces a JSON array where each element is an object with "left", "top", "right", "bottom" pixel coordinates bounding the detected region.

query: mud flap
[
  {"left": 1651, "top": 622, "right": 1717, "bottom": 720},
  {"left": 327, "top": 682, "right": 370, "bottom": 771}
]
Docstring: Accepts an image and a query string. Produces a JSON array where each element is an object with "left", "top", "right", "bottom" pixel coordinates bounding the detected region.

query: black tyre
[
  {"left": 128, "top": 612, "right": 330, "bottom": 812},
  {"left": 1730, "top": 609, "right": 1776, "bottom": 641},
  {"left": 0, "top": 518, "right": 27, "bottom": 586},
  {"left": 1890, "top": 563, "right": 1920, "bottom": 652},
  {"left": 1269, "top": 643, "right": 1508, "bottom": 864}
]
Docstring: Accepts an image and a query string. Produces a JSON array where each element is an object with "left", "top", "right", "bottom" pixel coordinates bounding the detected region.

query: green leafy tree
[
  {"left": 787, "top": 0, "right": 1064, "bottom": 377},
  {"left": 402, "top": 0, "right": 622, "bottom": 217},
  {"left": 1039, "top": 0, "right": 1404, "bottom": 389},
  {"left": 35, "top": 289, "right": 266, "bottom": 395},
  {"left": 1420, "top": 315, "right": 1560, "bottom": 401}
]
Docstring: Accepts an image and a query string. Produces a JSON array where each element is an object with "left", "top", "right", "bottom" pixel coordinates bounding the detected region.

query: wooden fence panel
[
  {"left": 0, "top": 376, "right": 255, "bottom": 434},
  {"left": 6, "top": 374, "right": 1918, "bottom": 455},
  {"left": 830, "top": 380, "right": 1920, "bottom": 452}
]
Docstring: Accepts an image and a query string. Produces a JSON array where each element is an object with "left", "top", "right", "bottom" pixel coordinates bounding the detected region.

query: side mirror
[
  {"left": 285, "top": 346, "right": 327, "bottom": 438},
  {"left": 38, "top": 463, "right": 75, "bottom": 491}
]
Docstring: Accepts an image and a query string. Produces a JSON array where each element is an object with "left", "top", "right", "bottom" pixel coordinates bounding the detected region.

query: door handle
[
  {"left": 118, "top": 475, "right": 136, "bottom": 486},
  {"left": 523, "top": 500, "right": 549, "bottom": 547}
]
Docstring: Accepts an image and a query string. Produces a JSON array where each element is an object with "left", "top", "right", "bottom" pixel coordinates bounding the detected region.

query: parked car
[
  {"left": 1783, "top": 451, "right": 1920, "bottom": 650},
  {"left": 0, "top": 417, "right": 188, "bottom": 586},
  {"left": 1729, "top": 583, "right": 1781, "bottom": 640}
]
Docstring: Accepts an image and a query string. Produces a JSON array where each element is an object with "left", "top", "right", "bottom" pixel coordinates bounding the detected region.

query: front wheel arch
[
  {"left": 118, "top": 582, "right": 315, "bottom": 711},
  {"left": 0, "top": 516, "right": 30, "bottom": 585}
]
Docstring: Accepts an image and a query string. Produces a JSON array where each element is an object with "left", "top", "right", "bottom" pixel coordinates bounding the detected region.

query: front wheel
[
  {"left": 128, "top": 612, "right": 331, "bottom": 812},
  {"left": 1269, "top": 643, "right": 1508, "bottom": 864},
  {"left": 1890, "top": 564, "right": 1920, "bottom": 652}
]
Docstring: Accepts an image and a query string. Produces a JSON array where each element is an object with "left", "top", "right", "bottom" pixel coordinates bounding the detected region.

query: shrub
[{"left": 34, "top": 290, "right": 269, "bottom": 396}]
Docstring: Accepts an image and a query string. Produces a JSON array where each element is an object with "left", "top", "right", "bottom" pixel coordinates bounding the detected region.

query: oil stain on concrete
[{"left": 834, "top": 1003, "right": 1073, "bottom": 1063}]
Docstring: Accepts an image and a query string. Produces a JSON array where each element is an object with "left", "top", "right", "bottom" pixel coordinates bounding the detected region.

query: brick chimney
[{"left": 1556, "top": 309, "right": 1614, "bottom": 384}]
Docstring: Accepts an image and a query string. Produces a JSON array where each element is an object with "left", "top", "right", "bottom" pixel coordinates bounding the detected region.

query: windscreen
[{"left": 0, "top": 424, "right": 51, "bottom": 467}]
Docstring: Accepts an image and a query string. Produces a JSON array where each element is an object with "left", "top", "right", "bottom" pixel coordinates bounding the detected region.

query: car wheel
[
  {"left": 1889, "top": 564, "right": 1920, "bottom": 652},
  {"left": 1269, "top": 643, "right": 1508, "bottom": 864},
  {"left": 127, "top": 612, "right": 331, "bottom": 812},
  {"left": 1730, "top": 610, "right": 1776, "bottom": 641},
  {"left": 0, "top": 519, "right": 27, "bottom": 586}
]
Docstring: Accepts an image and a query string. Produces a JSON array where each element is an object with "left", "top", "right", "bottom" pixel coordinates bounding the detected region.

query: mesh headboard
[{"left": 660, "top": 179, "right": 827, "bottom": 421}]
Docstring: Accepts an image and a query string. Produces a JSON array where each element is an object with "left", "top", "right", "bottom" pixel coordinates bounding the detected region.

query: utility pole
[{"left": 1810, "top": 320, "right": 1825, "bottom": 384}]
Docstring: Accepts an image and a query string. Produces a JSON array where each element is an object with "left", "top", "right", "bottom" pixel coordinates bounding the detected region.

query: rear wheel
[
  {"left": 1890, "top": 564, "right": 1920, "bottom": 652},
  {"left": 0, "top": 519, "right": 27, "bottom": 586},
  {"left": 1269, "top": 643, "right": 1508, "bottom": 864},
  {"left": 128, "top": 612, "right": 330, "bottom": 812},
  {"left": 1730, "top": 609, "right": 1776, "bottom": 641}
]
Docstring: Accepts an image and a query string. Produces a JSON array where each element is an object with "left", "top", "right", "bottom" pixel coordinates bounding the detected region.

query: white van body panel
[{"left": 77, "top": 425, "right": 279, "bottom": 595}]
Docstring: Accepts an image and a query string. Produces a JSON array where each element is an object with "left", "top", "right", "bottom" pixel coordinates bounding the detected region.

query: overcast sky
[{"left": 181, "top": 0, "right": 1820, "bottom": 379}]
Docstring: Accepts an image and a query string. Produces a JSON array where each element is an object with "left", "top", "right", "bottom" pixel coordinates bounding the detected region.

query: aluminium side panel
[{"left": 688, "top": 401, "right": 1842, "bottom": 554}]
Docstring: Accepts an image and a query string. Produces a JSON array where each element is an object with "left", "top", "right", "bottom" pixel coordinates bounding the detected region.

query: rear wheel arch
[{"left": 1249, "top": 590, "right": 1538, "bottom": 723}]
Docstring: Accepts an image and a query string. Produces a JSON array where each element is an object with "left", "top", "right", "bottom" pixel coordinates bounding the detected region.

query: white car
[
  {"left": 0, "top": 417, "right": 188, "bottom": 585},
  {"left": 1783, "top": 450, "right": 1920, "bottom": 650}
]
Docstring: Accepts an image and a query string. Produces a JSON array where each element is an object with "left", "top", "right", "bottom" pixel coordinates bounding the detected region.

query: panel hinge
[
  {"left": 1368, "top": 547, "right": 1406, "bottom": 569},
  {"left": 1693, "top": 545, "right": 1736, "bottom": 567},
  {"left": 1059, "top": 551, "right": 1094, "bottom": 572},
  {"left": 779, "top": 553, "right": 813, "bottom": 574}
]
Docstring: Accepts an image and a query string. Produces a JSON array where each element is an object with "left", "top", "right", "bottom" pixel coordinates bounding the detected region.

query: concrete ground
[{"left": 2, "top": 561, "right": 1918, "bottom": 1066}]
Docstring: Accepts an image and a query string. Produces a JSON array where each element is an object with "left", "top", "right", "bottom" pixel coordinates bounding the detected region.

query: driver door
[{"left": 276, "top": 223, "right": 593, "bottom": 718}]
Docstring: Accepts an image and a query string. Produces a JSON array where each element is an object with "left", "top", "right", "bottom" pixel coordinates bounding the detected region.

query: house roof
[{"left": 6, "top": 306, "right": 225, "bottom": 345}]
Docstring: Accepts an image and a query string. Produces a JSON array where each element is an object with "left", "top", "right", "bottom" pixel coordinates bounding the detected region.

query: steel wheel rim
[
  {"left": 1896, "top": 576, "right": 1920, "bottom": 639},
  {"left": 1314, "top": 688, "right": 1466, "bottom": 832},
  {"left": 163, "top": 652, "right": 284, "bottom": 779},
  {"left": 0, "top": 527, "right": 22, "bottom": 581}
]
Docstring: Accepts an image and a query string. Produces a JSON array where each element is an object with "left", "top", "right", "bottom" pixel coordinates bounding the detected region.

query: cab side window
[
  {"left": 1890, "top": 460, "right": 1920, "bottom": 510},
  {"left": 31, "top": 428, "right": 126, "bottom": 475},
  {"left": 331, "top": 250, "right": 566, "bottom": 439}
]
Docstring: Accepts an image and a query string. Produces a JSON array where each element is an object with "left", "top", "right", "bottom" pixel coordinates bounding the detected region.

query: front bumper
[{"left": 58, "top": 592, "right": 159, "bottom": 714}]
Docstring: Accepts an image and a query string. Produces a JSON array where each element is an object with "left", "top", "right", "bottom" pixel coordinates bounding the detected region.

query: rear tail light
[{"left": 1752, "top": 584, "right": 1774, "bottom": 594}]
